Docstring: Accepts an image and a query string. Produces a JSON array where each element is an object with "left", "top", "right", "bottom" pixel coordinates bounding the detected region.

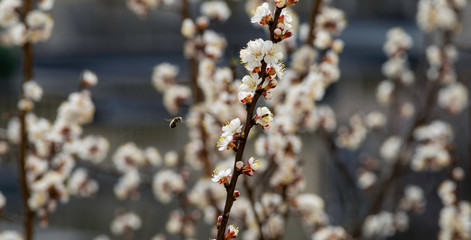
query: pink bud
[
  {"left": 235, "top": 161, "right": 244, "bottom": 170},
  {"left": 233, "top": 190, "right": 240, "bottom": 199}
]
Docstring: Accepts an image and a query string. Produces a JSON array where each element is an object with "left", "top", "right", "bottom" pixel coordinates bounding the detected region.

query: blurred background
[{"left": 0, "top": 0, "right": 470, "bottom": 239}]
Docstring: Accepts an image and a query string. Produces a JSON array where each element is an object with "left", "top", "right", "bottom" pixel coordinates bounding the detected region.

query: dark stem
[
  {"left": 269, "top": 7, "right": 283, "bottom": 43},
  {"left": 351, "top": 30, "right": 452, "bottom": 238},
  {"left": 216, "top": 5, "right": 286, "bottom": 238},
  {"left": 318, "top": 129, "right": 359, "bottom": 231},
  {"left": 216, "top": 92, "right": 262, "bottom": 240},
  {"left": 306, "top": 0, "right": 323, "bottom": 46},
  {"left": 243, "top": 178, "right": 266, "bottom": 240},
  {"left": 18, "top": 0, "right": 35, "bottom": 238}
]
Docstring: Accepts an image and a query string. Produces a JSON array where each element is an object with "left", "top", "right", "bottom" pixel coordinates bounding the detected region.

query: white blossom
[
  {"left": 438, "top": 82, "right": 468, "bottom": 114},
  {"left": 201, "top": 1, "right": 231, "bottom": 21},
  {"left": 23, "top": 81, "right": 43, "bottom": 102},
  {"left": 26, "top": 10, "right": 54, "bottom": 43},
  {"left": 152, "top": 169, "right": 185, "bottom": 203},
  {"left": 111, "top": 211, "right": 142, "bottom": 236}
]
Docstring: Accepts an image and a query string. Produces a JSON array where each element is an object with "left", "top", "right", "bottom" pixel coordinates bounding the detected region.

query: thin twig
[
  {"left": 306, "top": 0, "right": 323, "bottom": 46},
  {"left": 18, "top": 0, "right": 35, "bottom": 238},
  {"left": 243, "top": 177, "right": 266, "bottom": 240}
]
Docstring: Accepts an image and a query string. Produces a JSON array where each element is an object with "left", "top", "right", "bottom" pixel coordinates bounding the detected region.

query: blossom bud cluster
[
  {"left": 426, "top": 44, "right": 459, "bottom": 84},
  {"left": 112, "top": 142, "right": 166, "bottom": 200},
  {"left": 110, "top": 210, "right": 142, "bottom": 236},
  {"left": 336, "top": 114, "right": 367, "bottom": 150},
  {"left": 165, "top": 210, "right": 198, "bottom": 237},
  {"left": 0, "top": 0, "right": 54, "bottom": 46},
  {"left": 438, "top": 201, "right": 471, "bottom": 240},
  {"left": 152, "top": 63, "right": 191, "bottom": 114},
  {"left": 381, "top": 28, "right": 415, "bottom": 87},
  {"left": 437, "top": 178, "right": 471, "bottom": 240},
  {"left": 399, "top": 185, "right": 426, "bottom": 213},
  {"left": 411, "top": 121, "right": 453, "bottom": 172},
  {"left": 417, "top": 0, "right": 469, "bottom": 116},
  {"left": 5, "top": 71, "right": 109, "bottom": 225},
  {"left": 362, "top": 211, "right": 409, "bottom": 238},
  {"left": 417, "top": 0, "right": 466, "bottom": 33},
  {"left": 251, "top": 1, "right": 296, "bottom": 41},
  {"left": 291, "top": 194, "right": 329, "bottom": 227}
]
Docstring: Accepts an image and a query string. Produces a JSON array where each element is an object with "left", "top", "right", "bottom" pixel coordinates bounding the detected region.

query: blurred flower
[
  {"left": 26, "top": 10, "right": 54, "bottom": 43},
  {"left": 312, "top": 226, "right": 348, "bottom": 240},
  {"left": 376, "top": 80, "right": 395, "bottom": 106},
  {"left": 152, "top": 63, "right": 179, "bottom": 92},
  {"left": 0, "top": 191, "right": 5, "bottom": 210},
  {"left": 38, "top": 0, "right": 55, "bottom": 11},
  {"left": 201, "top": 1, "right": 231, "bottom": 21},
  {"left": 126, "top": 0, "right": 159, "bottom": 17},
  {"left": 181, "top": 19, "right": 195, "bottom": 39},
  {"left": 438, "top": 82, "right": 468, "bottom": 114},
  {"left": 68, "top": 168, "right": 99, "bottom": 197},
  {"left": 81, "top": 70, "right": 98, "bottom": 87},
  {"left": 152, "top": 169, "right": 185, "bottom": 203},
  {"left": 399, "top": 185, "right": 425, "bottom": 213},
  {"left": 111, "top": 211, "right": 142, "bottom": 236},
  {"left": 380, "top": 136, "right": 402, "bottom": 162},
  {"left": 114, "top": 169, "right": 141, "bottom": 200},
  {"left": 23, "top": 81, "right": 43, "bottom": 102}
]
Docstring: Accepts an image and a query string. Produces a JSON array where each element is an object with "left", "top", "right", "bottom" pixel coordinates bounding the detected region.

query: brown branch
[
  {"left": 318, "top": 129, "right": 359, "bottom": 231},
  {"left": 180, "top": 0, "right": 211, "bottom": 177},
  {"left": 216, "top": 90, "right": 263, "bottom": 240},
  {"left": 269, "top": 7, "right": 284, "bottom": 43},
  {"left": 243, "top": 178, "right": 266, "bottom": 240},
  {"left": 351, "top": 30, "right": 452, "bottom": 239},
  {"left": 306, "top": 0, "right": 323, "bottom": 46},
  {"left": 18, "top": 0, "right": 35, "bottom": 239}
]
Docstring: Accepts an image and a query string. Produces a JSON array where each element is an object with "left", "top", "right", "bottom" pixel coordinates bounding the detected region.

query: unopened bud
[
  {"left": 233, "top": 190, "right": 240, "bottom": 199},
  {"left": 196, "top": 16, "right": 209, "bottom": 30},
  {"left": 235, "top": 161, "right": 244, "bottom": 170}
]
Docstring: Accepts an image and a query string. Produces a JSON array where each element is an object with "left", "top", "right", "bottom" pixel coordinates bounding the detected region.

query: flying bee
[{"left": 166, "top": 117, "right": 183, "bottom": 128}]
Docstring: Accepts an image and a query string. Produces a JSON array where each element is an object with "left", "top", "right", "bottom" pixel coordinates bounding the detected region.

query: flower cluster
[
  {"left": 411, "top": 121, "right": 453, "bottom": 172},
  {"left": 110, "top": 210, "right": 142, "bottom": 236},
  {"left": 399, "top": 185, "right": 426, "bottom": 213},
  {"left": 291, "top": 194, "right": 329, "bottom": 227},
  {"left": 381, "top": 28, "right": 414, "bottom": 86},
  {"left": 0, "top": 0, "right": 54, "bottom": 46},
  {"left": 167, "top": 209, "right": 198, "bottom": 237},
  {"left": 336, "top": 114, "right": 367, "bottom": 150},
  {"left": 5, "top": 71, "right": 110, "bottom": 225},
  {"left": 153, "top": 169, "right": 185, "bottom": 203},
  {"left": 417, "top": 0, "right": 465, "bottom": 33},
  {"left": 151, "top": 63, "right": 191, "bottom": 114},
  {"left": 68, "top": 168, "right": 99, "bottom": 197},
  {"left": 238, "top": 40, "right": 284, "bottom": 103},
  {"left": 201, "top": 1, "right": 231, "bottom": 22},
  {"left": 362, "top": 211, "right": 409, "bottom": 238}
]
